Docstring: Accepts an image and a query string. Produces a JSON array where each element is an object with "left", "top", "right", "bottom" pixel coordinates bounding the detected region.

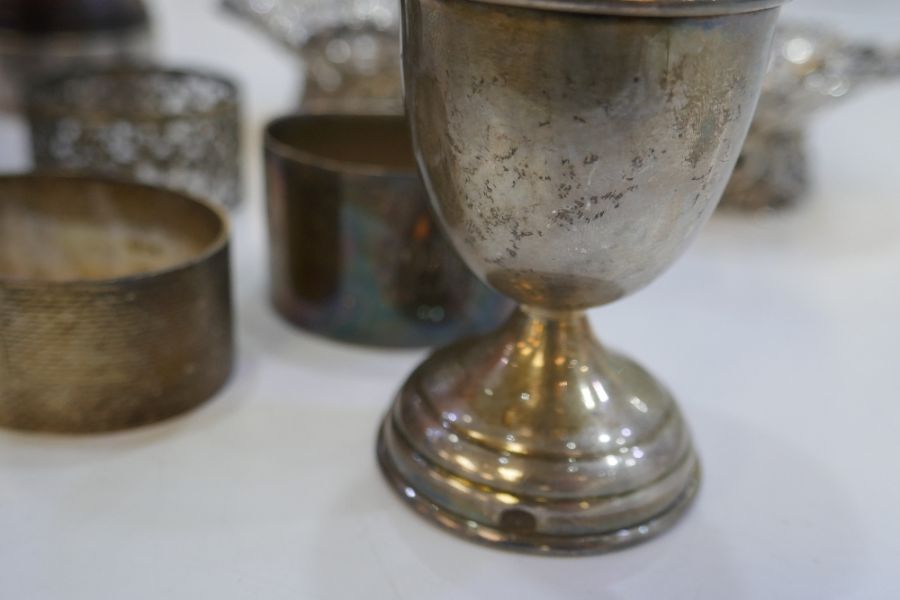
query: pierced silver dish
[
  {"left": 222, "top": 0, "right": 401, "bottom": 113},
  {"left": 722, "top": 24, "right": 900, "bottom": 211}
]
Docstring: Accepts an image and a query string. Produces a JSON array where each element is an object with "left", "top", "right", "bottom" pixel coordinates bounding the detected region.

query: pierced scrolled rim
[
  {"left": 461, "top": 0, "right": 788, "bottom": 17},
  {"left": 26, "top": 65, "right": 239, "bottom": 122}
]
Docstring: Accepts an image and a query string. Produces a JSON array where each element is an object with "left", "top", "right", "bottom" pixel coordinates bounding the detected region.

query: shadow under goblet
[{"left": 378, "top": 0, "right": 785, "bottom": 554}]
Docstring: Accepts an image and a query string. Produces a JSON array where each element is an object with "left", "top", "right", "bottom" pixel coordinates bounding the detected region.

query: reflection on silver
[{"left": 376, "top": 0, "right": 783, "bottom": 555}]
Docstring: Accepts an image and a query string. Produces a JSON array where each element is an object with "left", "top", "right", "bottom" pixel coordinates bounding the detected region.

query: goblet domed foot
[{"left": 377, "top": 307, "right": 700, "bottom": 555}]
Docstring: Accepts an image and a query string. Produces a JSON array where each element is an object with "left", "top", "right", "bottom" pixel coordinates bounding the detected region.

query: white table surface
[{"left": 1, "top": 1, "right": 898, "bottom": 598}]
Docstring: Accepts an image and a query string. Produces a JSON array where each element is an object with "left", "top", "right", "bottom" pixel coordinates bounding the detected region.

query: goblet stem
[
  {"left": 378, "top": 304, "right": 700, "bottom": 554},
  {"left": 508, "top": 305, "right": 608, "bottom": 399},
  {"left": 464, "top": 306, "right": 620, "bottom": 435}
]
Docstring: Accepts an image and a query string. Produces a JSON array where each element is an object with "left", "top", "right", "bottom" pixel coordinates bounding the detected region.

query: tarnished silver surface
[
  {"left": 0, "top": 174, "right": 233, "bottom": 433},
  {"left": 264, "top": 114, "right": 512, "bottom": 347},
  {"left": 723, "top": 24, "right": 900, "bottom": 210},
  {"left": 378, "top": 0, "right": 783, "bottom": 554}
]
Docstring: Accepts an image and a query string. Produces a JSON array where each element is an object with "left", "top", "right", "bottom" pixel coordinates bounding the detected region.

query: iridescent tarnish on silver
[
  {"left": 378, "top": 0, "right": 784, "bottom": 554},
  {"left": 264, "top": 114, "right": 512, "bottom": 347}
]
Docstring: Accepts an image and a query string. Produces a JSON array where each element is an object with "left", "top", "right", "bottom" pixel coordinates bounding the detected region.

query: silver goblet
[{"left": 378, "top": 0, "right": 785, "bottom": 554}]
